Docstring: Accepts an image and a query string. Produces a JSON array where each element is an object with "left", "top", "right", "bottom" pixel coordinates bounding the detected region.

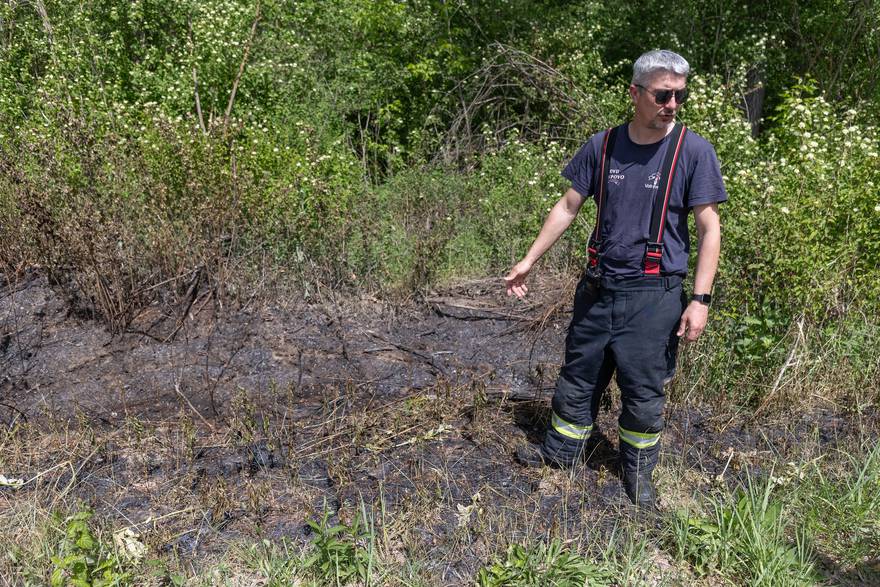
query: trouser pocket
[{"left": 571, "top": 272, "right": 600, "bottom": 323}]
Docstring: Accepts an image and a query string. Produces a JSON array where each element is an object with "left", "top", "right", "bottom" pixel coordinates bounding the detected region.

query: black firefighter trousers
[{"left": 541, "top": 273, "right": 685, "bottom": 474}]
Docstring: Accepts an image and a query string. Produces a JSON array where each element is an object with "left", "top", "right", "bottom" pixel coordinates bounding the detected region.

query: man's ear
[{"left": 628, "top": 84, "right": 639, "bottom": 103}]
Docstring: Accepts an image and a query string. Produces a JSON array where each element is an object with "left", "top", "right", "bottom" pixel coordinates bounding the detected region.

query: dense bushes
[{"left": 1, "top": 0, "right": 878, "bottom": 402}]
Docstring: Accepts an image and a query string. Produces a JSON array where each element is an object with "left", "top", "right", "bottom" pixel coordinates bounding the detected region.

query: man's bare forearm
[
  {"left": 677, "top": 203, "right": 720, "bottom": 341},
  {"left": 522, "top": 188, "right": 585, "bottom": 264},
  {"left": 692, "top": 203, "right": 721, "bottom": 295}
]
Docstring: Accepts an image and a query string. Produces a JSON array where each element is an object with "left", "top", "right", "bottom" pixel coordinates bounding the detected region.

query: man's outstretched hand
[{"left": 504, "top": 259, "right": 533, "bottom": 298}]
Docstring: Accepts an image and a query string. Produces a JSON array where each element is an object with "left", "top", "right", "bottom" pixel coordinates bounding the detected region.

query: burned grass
[{"left": 1, "top": 272, "right": 878, "bottom": 585}]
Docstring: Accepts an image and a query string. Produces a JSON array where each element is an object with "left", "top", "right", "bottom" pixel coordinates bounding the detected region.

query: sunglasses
[{"left": 636, "top": 84, "right": 689, "bottom": 105}]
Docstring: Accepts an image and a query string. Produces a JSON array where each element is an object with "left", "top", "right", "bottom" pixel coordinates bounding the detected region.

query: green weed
[
  {"left": 241, "top": 538, "right": 300, "bottom": 587},
  {"left": 670, "top": 510, "right": 724, "bottom": 576},
  {"left": 303, "top": 503, "right": 377, "bottom": 586},
  {"left": 477, "top": 539, "right": 615, "bottom": 587},
  {"left": 49, "top": 510, "right": 133, "bottom": 587}
]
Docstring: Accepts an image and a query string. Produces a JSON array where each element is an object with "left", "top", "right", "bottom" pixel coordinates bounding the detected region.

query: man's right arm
[{"left": 504, "top": 188, "right": 586, "bottom": 298}]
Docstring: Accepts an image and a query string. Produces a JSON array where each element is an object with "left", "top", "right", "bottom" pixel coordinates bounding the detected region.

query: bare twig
[
  {"left": 754, "top": 316, "right": 806, "bottom": 417},
  {"left": 223, "top": 4, "right": 262, "bottom": 134},
  {"left": 162, "top": 265, "right": 204, "bottom": 343},
  {"left": 33, "top": 0, "right": 53, "bottom": 43},
  {"left": 187, "top": 19, "right": 208, "bottom": 134},
  {"left": 116, "top": 507, "right": 196, "bottom": 532},
  {"left": 0, "top": 401, "right": 28, "bottom": 426},
  {"left": 425, "top": 296, "right": 528, "bottom": 321},
  {"left": 363, "top": 329, "right": 445, "bottom": 375},
  {"left": 193, "top": 67, "right": 207, "bottom": 135},
  {"left": 175, "top": 380, "right": 215, "bottom": 431},
  {"left": 22, "top": 460, "right": 71, "bottom": 487}
]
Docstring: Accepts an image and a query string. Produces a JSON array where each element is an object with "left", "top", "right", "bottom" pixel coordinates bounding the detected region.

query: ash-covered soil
[{"left": 0, "top": 271, "right": 872, "bottom": 582}]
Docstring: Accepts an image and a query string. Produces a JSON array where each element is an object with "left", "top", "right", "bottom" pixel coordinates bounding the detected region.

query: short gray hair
[{"left": 631, "top": 50, "right": 690, "bottom": 85}]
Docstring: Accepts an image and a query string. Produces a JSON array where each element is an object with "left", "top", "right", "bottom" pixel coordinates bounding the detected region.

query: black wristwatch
[{"left": 691, "top": 293, "right": 712, "bottom": 306}]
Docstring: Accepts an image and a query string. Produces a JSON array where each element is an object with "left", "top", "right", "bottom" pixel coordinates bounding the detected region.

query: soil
[{"left": 1, "top": 270, "right": 875, "bottom": 583}]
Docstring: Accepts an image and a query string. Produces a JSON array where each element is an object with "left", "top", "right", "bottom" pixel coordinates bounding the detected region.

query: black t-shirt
[{"left": 562, "top": 125, "right": 727, "bottom": 277}]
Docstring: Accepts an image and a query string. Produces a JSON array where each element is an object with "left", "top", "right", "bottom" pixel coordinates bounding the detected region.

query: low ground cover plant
[{"left": 477, "top": 539, "right": 615, "bottom": 587}]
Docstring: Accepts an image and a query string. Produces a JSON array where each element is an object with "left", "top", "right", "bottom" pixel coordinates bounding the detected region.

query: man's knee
[
  {"left": 552, "top": 380, "right": 594, "bottom": 419},
  {"left": 619, "top": 396, "right": 665, "bottom": 433}
]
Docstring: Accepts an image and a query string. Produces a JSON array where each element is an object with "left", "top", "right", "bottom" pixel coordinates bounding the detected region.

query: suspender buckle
[
  {"left": 644, "top": 242, "right": 663, "bottom": 275},
  {"left": 587, "top": 237, "right": 600, "bottom": 268}
]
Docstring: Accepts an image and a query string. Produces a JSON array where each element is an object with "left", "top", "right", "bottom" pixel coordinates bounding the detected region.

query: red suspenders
[{"left": 587, "top": 123, "right": 687, "bottom": 276}]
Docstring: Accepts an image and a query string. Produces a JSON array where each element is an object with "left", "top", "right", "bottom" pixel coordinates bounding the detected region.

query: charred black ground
[{"left": 1, "top": 271, "right": 876, "bottom": 584}]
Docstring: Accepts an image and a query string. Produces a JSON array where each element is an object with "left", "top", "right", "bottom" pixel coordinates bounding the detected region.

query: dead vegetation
[{"left": 429, "top": 42, "right": 613, "bottom": 166}]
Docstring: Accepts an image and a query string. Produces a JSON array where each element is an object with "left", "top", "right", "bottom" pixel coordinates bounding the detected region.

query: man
[{"left": 504, "top": 50, "right": 726, "bottom": 508}]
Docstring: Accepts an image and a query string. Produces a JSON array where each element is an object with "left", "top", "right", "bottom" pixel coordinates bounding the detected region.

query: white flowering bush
[
  {"left": 720, "top": 83, "right": 880, "bottom": 317},
  {"left": 665, "top": 78, "right": 880, "bottom": 401}
]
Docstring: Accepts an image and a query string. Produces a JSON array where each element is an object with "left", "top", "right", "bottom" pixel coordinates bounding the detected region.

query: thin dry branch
[
  {"left": 175, "top": 380, "right": 216, "bottom": 431},
  {"left": 223, "top": 4, "right": 262, "bottom": 135},
  {"left": 193, "top": 67, "right": 207, "bottom": 135},
  {"left": 187, "top": 19, "right": 208, "bottom": 135},
  {"left": 33, "top": 0, "right": 53, "bottom": 42},
  {"left": 753, "top": 316, "right": 806, "bottom": 417}
]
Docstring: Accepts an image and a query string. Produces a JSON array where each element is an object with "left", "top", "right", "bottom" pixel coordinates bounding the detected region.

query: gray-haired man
[{"left": 504, "top": 50, "right": 726, "bottom": 508}]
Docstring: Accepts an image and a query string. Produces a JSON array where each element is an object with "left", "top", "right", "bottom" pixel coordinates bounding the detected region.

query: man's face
[{"left": 629, "top": 71, "right": 687, "bottom": 130}]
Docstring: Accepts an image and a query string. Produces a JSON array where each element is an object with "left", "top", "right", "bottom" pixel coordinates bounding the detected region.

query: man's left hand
[{"left": 677, "top": 301, "right": 709, "bottom": 342}]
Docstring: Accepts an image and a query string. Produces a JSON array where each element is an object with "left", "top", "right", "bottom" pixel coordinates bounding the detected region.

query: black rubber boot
[
  {"left": 623, "top": 469, "right": 657, "bottom": 509},
  {"left": 619, "top": 438, "right": 661, "bottom": 509}
]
